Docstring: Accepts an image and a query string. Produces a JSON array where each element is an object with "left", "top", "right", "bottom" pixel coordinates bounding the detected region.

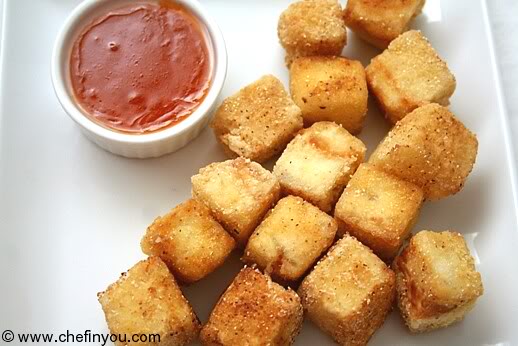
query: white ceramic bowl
[{"left": 51, "top": 0, "right": 227, "bottom": 158}]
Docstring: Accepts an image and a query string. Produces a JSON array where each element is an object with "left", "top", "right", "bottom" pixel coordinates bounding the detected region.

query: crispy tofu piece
[
  {"left": 290, "top": 56, "right": 368, "bottom": 134},
  {"left": 273, "top": 122, "right": 366, "bottom": 212},
  {"left": 343, "top": 0, "right": 425, "bottom": 49},
  {"left": 299, "top": 235, "right": 396, "bottom": 346},
  {"left": 334, "top": 164, "right": 424, "bottom": 261},
  {"left": 191, "top": 158, "right": 281, "bottom": 247},
  {"left": 200, "top": 267, "right": 303, "bottom": 346},
  {"left": 278, "top": 0, "right": 347, "bottom": 66},
  {"left": 98, "top": 257, "right": 200, "bottom": 346},
  {"left": 141, "top": 199, "right": 235, "bottom": 284},
  {"left": 366, "top": 30, "right": 456, "bottom": 124},
  {"left": 369, "top": 103, "right": 478, "bottom": 200},
  {"left": 243, "top": 196, "right": 337, "bottom": 282},
  {"left": 393, "top": 231, "right": 484, "bottom": 332},
  {"left": 211, "top": 75, "right": 303, "bottom": 163}
]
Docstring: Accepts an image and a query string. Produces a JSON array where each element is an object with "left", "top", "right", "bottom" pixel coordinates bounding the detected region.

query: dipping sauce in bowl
[{"left": 69, "top": 1, "right": 211, "bottom": 134}]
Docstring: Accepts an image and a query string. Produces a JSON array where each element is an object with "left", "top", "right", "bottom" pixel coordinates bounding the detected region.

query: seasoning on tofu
[
  {"left": 273, "top": 122, "right": 366, "bottom": 213},
  {"left": 299, "top": 235, "right": 396, "bottom": 345},
  {"left": 211, "top": 75, "right": 303, "bottom": 163},
  {"left": 98, "top": 257, "right": 200, "bottom": 346},
  {"left": 200, "top": 267, "right": 303, "bottom": 345},
  {"left": 192, "top": 158, "right": 281, "bottom": 247},
  {"left": 369, "top": 103, "right": 478, "bottom": 200},
  {"left": 243, "top": 195, "right": 337, "bottom": 282},
  {"left": 393, "top": 231, "right": 484, "bottom": 332},
  {"left": 141, "top": 199, "right": 235, "bottom": 284},
  {"left": 366, "top": 30, "right": 456, "bottom": 124},
  {"left": 344, "top": 0, "right": 425, "bottom": 49},
  {"left": 290, "top": 56, "right": 368, "bottom": 134},
  {"left": 335, "top": 163, "right": 424, "bottom": 261},
  {"left": 278, "top": 0, "right": 347, "bottom": 66}
]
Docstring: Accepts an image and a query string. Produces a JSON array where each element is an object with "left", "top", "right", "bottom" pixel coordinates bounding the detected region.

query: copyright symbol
[{"left": 2, "top": 330, "right": 14, "bottom": 342}]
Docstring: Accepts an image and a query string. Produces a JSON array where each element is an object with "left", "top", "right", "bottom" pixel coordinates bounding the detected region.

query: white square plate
[{"left": 1, "top": 0, "right": 517, "bottom": 345}]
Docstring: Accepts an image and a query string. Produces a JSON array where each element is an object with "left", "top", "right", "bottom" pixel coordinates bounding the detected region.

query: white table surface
[
  {"left": 0, "top": 0, "right": 518, "bottom": 345},
  {"left": 1, "top": 0, "right": 515, "bottom": 162}
]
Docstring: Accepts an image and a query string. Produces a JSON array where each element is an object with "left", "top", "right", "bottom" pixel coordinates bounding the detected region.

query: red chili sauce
[{"left": 70, "top": 2, "right": 211, "bottom": 133}]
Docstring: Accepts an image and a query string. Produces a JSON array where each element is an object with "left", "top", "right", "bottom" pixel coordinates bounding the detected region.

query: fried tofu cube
[
  {"left": 273, "top": 122, "right": 366, "bottom": 212},
  {"left": 191, "top": 158, "right": 281, "bottom": 247},
  {"left": 98, "top": 257, "right": 200, "bottom": 346},
  {"left": 243, "top": 196, "right": 337, "bottom": 282},
  {"left": 278, "top": 0, "right": 347, "bottom": 66},
  {"left": 211, "top": 75, "right": 303, "bottom": 163},
  {"left": 366, "top": 30, "right": 456, "bottom": 124},
  {"left": 334, "top": 164, "right": 424, "bottom": 261},
  {"left": 141, "top": 199, "right": 236, "bottom": 284},
  {"left": 393, "top": 231, "right": 484, "bottom": 332},
  {"left": 290, "top": 56, "right": 368, "bottom": 134},
  {"left": 299, "top": 235, "right": 396, "bottom": 345},
  {"left": 200, "top": 267, "right": 303, "bottom": 346},
  {"left": 343, "top": 0, "right": 425, "bottom": 49},
  {"left": 369, "top": 103, "right": 478, "bottom": 200}
]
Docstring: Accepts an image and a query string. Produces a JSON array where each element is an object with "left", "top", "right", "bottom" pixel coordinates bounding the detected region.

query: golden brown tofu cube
[
  {"left": 290, "top": 56, "right": 368, "bottom": 134},
  {"left": 273, "top": 122, "right": 366, "bottom": 212},
  {"left": 393, "top": 231, "right": 484, "bottom": 332},
  {"left": 191, "top": 158, "right": 281, "bottom": 247},
  {"left": 369, "top": 103, "right": 478, "bottom": 200},
  {"left": 299, "top": 235, "right": 396, "bottom": 346},
  {"left": 343, "top": 0, "right": 425, "bottom": 49},
  {"left": 334, "top": 164, "right": 424, "bottom": 261},
  {"left": 141, "top": 199, "right": 235, "bottom": 284},
  {"left": 98, "top": 257, "right": 200, "bottom": 346},
  {"left": 211, "top": 75, "right": 303, "bottom": 163},
  {"left": 278, "top": 0, "right": 347, "bottom": 66},
  {"left": 366, "top": 30, "right": 456, "bottom": 124},
  {"left": 200, "top": 267, "right": 303, "bottom": 346},
  {"left": 243, "top": 196, "right": 337, "bottom": 282}
]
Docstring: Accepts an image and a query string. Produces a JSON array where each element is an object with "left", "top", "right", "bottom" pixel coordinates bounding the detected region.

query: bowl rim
[{"left": 51, "top": 0, "right": 227, "bottom": 144}]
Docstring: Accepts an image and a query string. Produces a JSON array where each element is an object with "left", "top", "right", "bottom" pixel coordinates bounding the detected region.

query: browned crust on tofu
[
  {"left": 392, "top": 231, "right": 484, "bottom": 332},
  {"left": 191, "top": 158, "right": 281, "bottom": 247},
  {"left": 366, "top": 30, "right": 456, "bottom": 123},
  {"left": 200, "top": 267, "right": 303, "bottom": 346},
  {"left": 369, "top": 103, "right": 478, "bottom": 200},
  {"left": 211, "top": 75, "right": 303, "bottom": 163},
  {"left": 334, "top": 164, "right": 424, "bottom": 261},
  {"left": 98, "top": 257, "right": 200, "bottom": 346},
  {"left": 298, "top": 236, "right": 396, "bottom": 345},
  {"left": 273, "top": 122, "right": 366, "bottom": 213},
  {"left": 278, "top": 0, "right": 347, "bottom": 66},
  {"left": 343, "top": 0, "right": 425, "bottom": 49},
  {"left": 243, "top": 195, "right": 337, "bottom": 282},
  {"left": 141, "top": 199, "right": 236, "bottom": 284},
  {"left": 289, "top": 56, "right": 368, "bottom": 134}
]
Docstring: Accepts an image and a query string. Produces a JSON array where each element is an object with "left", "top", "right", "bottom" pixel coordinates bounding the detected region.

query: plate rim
[{"left": 480, "top": 0, "right": 518, "bottom": 227}]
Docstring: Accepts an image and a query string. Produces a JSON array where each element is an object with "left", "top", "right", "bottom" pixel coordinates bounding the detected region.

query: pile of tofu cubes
[{"left": 97, "top": 0, "right": 483, "bottom": 345}]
